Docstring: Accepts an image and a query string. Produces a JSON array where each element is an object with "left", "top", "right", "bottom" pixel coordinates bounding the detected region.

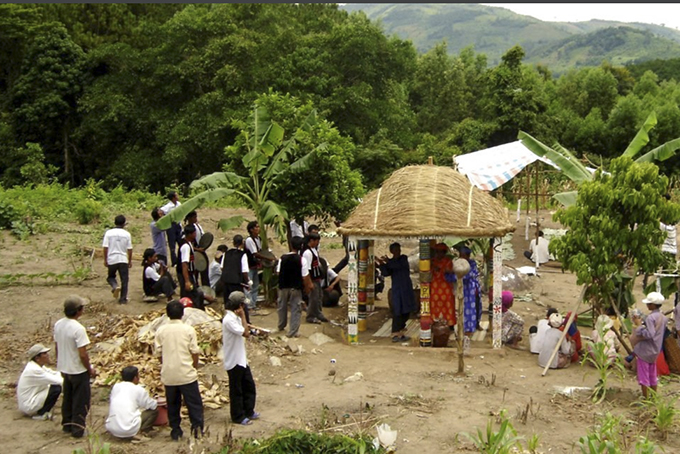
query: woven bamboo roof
[{"left": 337, "top": 165, "right": 515, "bottom": 239}]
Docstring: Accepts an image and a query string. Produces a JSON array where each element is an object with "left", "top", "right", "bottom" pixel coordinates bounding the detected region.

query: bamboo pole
[{"left": 541, "top": 287, "right": 586, "bottom": 376}]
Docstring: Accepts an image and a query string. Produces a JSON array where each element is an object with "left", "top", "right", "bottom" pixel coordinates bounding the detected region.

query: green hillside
[{"left": 340, "top": 3, "right": 680, "bottom": 69}]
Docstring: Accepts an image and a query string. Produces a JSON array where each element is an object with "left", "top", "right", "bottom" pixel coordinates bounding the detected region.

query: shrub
[{"left": 75, "top": 199, "right": 103, "bottom": 225}]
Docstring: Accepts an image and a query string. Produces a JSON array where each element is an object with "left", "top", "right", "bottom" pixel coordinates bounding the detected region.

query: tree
[{"left": 549, "top": 156, "right": 680, "bottom": 312}]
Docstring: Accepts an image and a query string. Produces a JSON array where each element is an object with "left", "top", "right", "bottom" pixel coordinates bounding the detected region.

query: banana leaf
[
  {"left": 553, "top": 191, "right": 578, "bottom": 207},
  {"left": 217, "top": 215, "right": 248, "bottom": 232},
  {"left": 189, "top": 171, "right": 245, "bottom": 191},
  {"left": 622, "top": 111, "right": 657, "bottom": 158},
  {"left": 155, "top": 188, "right": 238, "bottom": 230},
  {"left": 635, "top": 137, "right": 680, "bottom": 163},
  {"left": 518, "top": 131, "right": 592, "bottom": 184}
]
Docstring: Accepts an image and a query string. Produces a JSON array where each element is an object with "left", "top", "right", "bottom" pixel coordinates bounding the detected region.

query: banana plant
[
  {"left": 157, "top": 104, "right": 324, "bottom": 252},
  {"left": 518, "top": 111, "right": 680, "bottom": 206}
]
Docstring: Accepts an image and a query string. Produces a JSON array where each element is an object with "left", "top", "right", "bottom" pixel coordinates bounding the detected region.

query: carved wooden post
[
  {"left": 347, "top": 237, "right": 359, "bottom": 344},
  {"left": 453, "top": 258, "right": 471, "bottom": 374}
]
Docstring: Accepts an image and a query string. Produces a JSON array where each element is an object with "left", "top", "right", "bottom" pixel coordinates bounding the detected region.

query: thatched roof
[{"left": 337, "top": 165, "right": 515, "bottom": 239}]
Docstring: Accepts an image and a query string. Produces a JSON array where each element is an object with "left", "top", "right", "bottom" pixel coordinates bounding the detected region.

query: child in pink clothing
[{"left": 631, "top": 292, "right": 668, "bottom": 399}]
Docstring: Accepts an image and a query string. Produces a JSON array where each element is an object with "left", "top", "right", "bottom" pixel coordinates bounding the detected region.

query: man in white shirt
[
  {"left": 538, "top": 313, "right": 574, "bottom": 369},
  {"left": 277, "top": 237, "right": 313, "bottom": 337},
  {"left": 17, "top": 344, "right": 63, "bottom": 420},
  {"left": 302, "top": 233, "right": 328, "bottom": 323},
  {"left": 529, "top": 308, "right": 558, "bottom": 354},
  {"left": 155, "top": 301, "right": 204, "bottom": 441},
  {"left": 209, "top": 246, "right": 228, "bottom": 292},
  {"left": 103, "top": 215, "right": 133, "bottom": 304},
  {"left": 178, "top": 225, "right": 205, "bottom": 310},
  {"left": 222, "top": 291, "right": 259, "bottom": 425},
  {"left": 245, "top": 221, "right": 264, "bottom": 309},
  {"left": 161, "top": 191, "right": 182, "bottom": 267},
  {"left": 54, "top": 295, "right": 97, "bottom": 438},
  {"left": 105, "top": 366, "right": 158, "bottom": 440},
  {"left": 523, "top": 231, "right": 551, "bottom": 265}
]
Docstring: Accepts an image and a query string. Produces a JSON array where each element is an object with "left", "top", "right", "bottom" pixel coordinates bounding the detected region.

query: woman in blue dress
[{"left": 376, "top": 243, "right": 417, "bottom": 343}]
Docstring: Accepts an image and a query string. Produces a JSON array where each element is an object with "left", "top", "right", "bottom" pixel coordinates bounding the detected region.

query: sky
[{"left": 482, "top": 3, "right": 680, "bottom": 30}]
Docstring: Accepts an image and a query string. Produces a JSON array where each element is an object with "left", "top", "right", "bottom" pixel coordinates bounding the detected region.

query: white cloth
[
  {"left": 538, "top": 327, "right": 572, "bottom": 369},
  {"left": 290, "top": 220, "right": 309, "bottom": 238},
  {"left": 17, "top": 361, "right": 63, "bottom": 415},
  {"left": 209, "top": 261, "right": 222, "bottom": 288},
  {"left": 54, "top": 318, "right": 90, "bottom": 374},
  {"left": 222, "top": 311, "right": 247, "bottom": 371},
  {"left": 245, "top": 236, "right": 261, "bottom": 255},
  {"left": 661, "top": 222, "right": 677, "bottom": 255},
  {"left": 144, "top": 263, "right": 161, "bottom": 282},
  {"left": 275, "top": 253, "right": 309, "bottom": 277},
  {"left": 180, "top": 242, "right": 194, "bottom": 264},
  {"left": 530, "top": 319, "right": 551, "bottom": 354},
  {"left": 324, "top": 267, "right": 338, "bottom": 287},
  {"left": 193, "top": 223, "right": 204, "bottom": 244},
  {"left": 105, "top": 381, "right": 157, "bottom": 438},
  {"left": 529, "top": 237, "right": 551, "bottom": 264},
  {"left": 160, "top": 200, "right": 181, "bottom": 215},
  {"left": 302, "top": 249, "right": 317, "bottom": 272},
  {"left": 102, "top": 228, "right": 132, "bottom": 265}
]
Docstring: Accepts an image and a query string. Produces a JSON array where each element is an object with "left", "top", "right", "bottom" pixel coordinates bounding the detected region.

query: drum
[
  {"left": 260, "top": 250, "right": 277, "bottom": 268},
  {"left": 197, "top": 285, "right": 216, "bottom": 300},
  {"left": 198, "top": 232, "right": 214, "bottom": 250},
  {"left": 194, "top": 250, "right": 209, "bottom": 272}
]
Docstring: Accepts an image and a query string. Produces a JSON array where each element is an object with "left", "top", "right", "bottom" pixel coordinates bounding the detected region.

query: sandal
[
  {"left": 391, "top": 336, "right": 400, "bottom": 343},
  {"left": 399, "top": 335, "right": 411, "bottom": 342},
  {"left": 250, "top": 412, "right": 260, "bottom": 420},
  {"left": 240, "top": 418, "right": 252, "bottom": 425}
]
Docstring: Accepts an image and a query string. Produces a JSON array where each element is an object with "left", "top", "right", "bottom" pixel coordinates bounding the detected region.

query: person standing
[
  {"left": 54, "top": 295, "right": 97, "bottom": 438},
  {"left": 277, "top": 237, "right": 313, "bottom": 337},
  {"left": 209, "top": 245, "right": 228, "bottom": 292},
  {"left": 103, "top": 215, "right": 133, "bottom": 304},
  {"left": 376, "top": 243, "right": 417, "bottom": 343},
  {"left": 631, "top": 292, "right": 668, "bottom": 399},
  {"left": 245, "top": 221, "right": 265, "bottom": 309},
  {"left": 184, "top": 210, "right": 209, "bottom": 286},
  {"left": 177, "top": 225, "right": 204, "bottom": 310},
  {"left": 17, "top": 344, "right": 63, "bottom": 420},
  {"left": 430, "top": 243, "right": 455, "bottom": 328},
  {"left": 154, "top": 301, "right": 204, "bottom": 441},
  {"left": 161, "top": 191, "right": 182, "bottom": 267},
  {"left": 302, "top": 233, "right": 328, "bottom": 324},
  {"left": 222, "top": 291, "right": 259, "bottom": 425},
  {"left": 105, "top": 366, "right": 158, "bottom": 440},
  {"left": 459, "top": 246, "right": 482, "bottom": 338},
  {"left": 150, "top": 207, "right": 168, "bottom": 266}
]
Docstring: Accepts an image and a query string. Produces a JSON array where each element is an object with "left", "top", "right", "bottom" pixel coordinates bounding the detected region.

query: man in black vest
[
  {"left": 220, "top": 235, "right": 252, "bottom": 321},
  {"left": 277, "top": 237, "right": 314, "bottom": 337},
  {"left": 302, "top": 233, "right": 328, "bottom": 323},
  {"left": 177, "top": 225, "right": 205, "bottom": 310}
]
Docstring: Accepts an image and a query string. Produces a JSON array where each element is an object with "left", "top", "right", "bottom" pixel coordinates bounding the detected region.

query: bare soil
[{"left": 1, "top": 207, "right": 678, "bottom": 454}]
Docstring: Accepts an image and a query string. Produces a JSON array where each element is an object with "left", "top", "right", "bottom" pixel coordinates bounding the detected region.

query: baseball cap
[
  {"left": 642, "top": 292, "right": 665, "bottom": 306},
  {"left": 228, "top": 291, "right": 246, "bottom": 305},
  {"left": 27, "top": 343, "right": 50, "bottom": 360},
  {"left": 64, "top": 295, "right": 89, "bottom": 312}
]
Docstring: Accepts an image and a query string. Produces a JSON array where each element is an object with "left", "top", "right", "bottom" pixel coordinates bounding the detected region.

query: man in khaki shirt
[{"left": 154, "top": 301, "right": 204, "bottom": 441}]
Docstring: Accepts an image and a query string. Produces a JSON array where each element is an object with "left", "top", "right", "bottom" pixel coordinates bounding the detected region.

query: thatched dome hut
[{"left": 338, "top": 165, "right": 514, "bottom": 239}]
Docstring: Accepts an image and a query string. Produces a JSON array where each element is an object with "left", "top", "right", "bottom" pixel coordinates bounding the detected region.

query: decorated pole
[
  {"left": 367, "top": 240, "right": 376, "bottom": 313},
  {"left": 357, "top": 240, "right": 369, "bottom": 332},
  {"left": 453, "top": 258, "right": 471, "bottom": 374},
  {"left": 419, "top": 239, "right": 433, "bottom": 347},
  {"left": 347, "top": 237, "right": 359, "bottom": 344},
  {"left": 492, "top": 237, "right": 503, "bottom": 349}
]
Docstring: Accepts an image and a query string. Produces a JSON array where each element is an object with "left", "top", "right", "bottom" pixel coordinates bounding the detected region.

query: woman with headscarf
[
  {"left": 500, "top": 291, "right": 524, "bottom": 348},
  {"left": 430, "top": 243, "right": 455, "bottom": 328},
  {"left": 459, "top": 246, "right": 482, "bottom": 336},
  {"left": 587, "top": 314, "right": 619, "bottom": 365}
]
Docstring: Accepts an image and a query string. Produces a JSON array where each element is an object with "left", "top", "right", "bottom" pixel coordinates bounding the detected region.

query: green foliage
[
  {"left": 462, "top": 410, "right": 523, "bottom": 454},
  {"left": 576, "top": 412, "right": 662, "bottom": 454},
  {"left": 580, "top": 323, "right": 626, "bottom": 403},
  {"left": 550, "top": 157, "right": 680, "bottom": 309},
  {"left": 641, "top": 391, "right": 678, "bottom": 440},
  {"left": 74, "top": 199, "right": 103, "bottom": 225},
  {"left": 225, "top": 429, "right": 385, "bottom": 454}
]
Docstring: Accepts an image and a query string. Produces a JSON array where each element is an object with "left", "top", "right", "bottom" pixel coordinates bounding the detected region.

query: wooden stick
[
  {"left": 541, "top": 287, "right": 585, "bottom": 376},
  {"left": 611, "top": 326, "right": 633, "bottom": 356}
]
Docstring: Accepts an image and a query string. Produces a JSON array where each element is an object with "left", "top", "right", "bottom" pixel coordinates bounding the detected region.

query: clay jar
[{"left": 431, "top": 319, "right": 450, "bottom": 348}]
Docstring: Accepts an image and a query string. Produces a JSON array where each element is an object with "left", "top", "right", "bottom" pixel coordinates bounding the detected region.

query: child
[
  {"left": 222, "top": 291, "right": 259, "bottom": 425},
  {"left": 631, "top": 292, "right": 668, "bottom": 399}
]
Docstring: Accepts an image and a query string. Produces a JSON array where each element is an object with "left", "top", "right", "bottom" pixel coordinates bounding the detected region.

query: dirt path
[{"left": 1, "top": 208, "right": 678, "bottom": 453}]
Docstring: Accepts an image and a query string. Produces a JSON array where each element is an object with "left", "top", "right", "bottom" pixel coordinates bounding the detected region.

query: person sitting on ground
[
  {"left": 209, "top": 245, "right": 228, "bottom": 294},
  {"left": 538, "top": 313, "right": 575, "bottom": 369},
  {"left": 105, "top": 366, "right": 159, "bottom": 441},
  {"left": 320, "top": 257, "right": 342, "bottom": 308},
  {"left": 631, "top": 292, "right": 668, "bottom": 399},
  {"left": 17, "top": 344, "right": 63, "bottom": 421},
  {"left": 529, "top": 308, "right": 558, "bottom": 354},
  {"left": 222, "top": 291, "right": 260, "bottom": 425},
  {"left": 523, "top": 230, "right": 552, "bottom": 265},
  {"left": 142, "top": 248, "right": 177, "bottom": 301},
  {"left": 376, "top": 242, "right": 417, "bottom": 343},
  {"left": 500, "top": 291, "right": 524, "bottom": 349},
  {"left": 561, "top": 311, "right": 583, "bottom": 362},
  {"left": 586, "top": 314, "right": 619, "bottom": 365}
]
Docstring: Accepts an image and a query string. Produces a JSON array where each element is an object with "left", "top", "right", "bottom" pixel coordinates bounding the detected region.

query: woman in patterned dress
[
  {"left": 430, "top": 243, "right": 455, "bottom": 327},
  {"left": 501, "top": 291, "right": 524, "bottom": 348},
  {"left": 460, "top": 247, "right": 481, "bottom": 337}
]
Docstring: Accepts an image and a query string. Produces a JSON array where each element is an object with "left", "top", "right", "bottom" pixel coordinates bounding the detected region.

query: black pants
[
  {"left": 224, "top": 283, "right": 250, "bottom": 324},
  {"left": 152, "top": 274, "right": 177, "bottom": 298},
  {"left": 392, "top": 312, "right": 410, "bottom": 334},
  {"left": 333, "top": 254, "right": 349, "bottom": 274},
  {"left": 61, "top": 372, "right": 91, "bottom": 438},
  {"left": 523, "top": 250, "right": 533, "bottom": 262},
  {"left": 178, "top": 270, "right": 205, "bottom": 310},
  {"left": 37, "top": 384, "right": 62, "bottom": 415},
  {"left": 167, "top": 223, "right": 182, "bottom": 267},
  {"left": 227, "top": 365, "right": 257, "bottom": 423},
  {"left": 107, "top": 263, "right": 129, "bottom": 302},
  {"left": 165, "top": 381, "right": 204, "bottom": 440}
]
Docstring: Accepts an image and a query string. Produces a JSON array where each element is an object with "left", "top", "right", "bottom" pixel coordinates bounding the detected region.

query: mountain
[{"left": 339, "top": 3, "right": 680, "bottom": 72}]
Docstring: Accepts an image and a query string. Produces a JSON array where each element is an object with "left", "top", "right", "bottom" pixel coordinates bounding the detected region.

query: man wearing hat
[
  {"left": 222, "top": 291, "right": 259, "bottom": 425},
  {"left": 17, "top": 344, "right": 63, "bottom": 420},
  {"left": 537, "top": 312, "right": 574, "bottom": 369},
  {"left": 54, "top": 295, "right": 97, "bottom": 438},
  {"left": 631, "top": 292, "right": 668, "bottom": 398},
  {"left": 103, "top": 214, "right": 133, "bottom": 304},
  {"left": 209, "top": 245, "right": 228, "bottom": 293}
]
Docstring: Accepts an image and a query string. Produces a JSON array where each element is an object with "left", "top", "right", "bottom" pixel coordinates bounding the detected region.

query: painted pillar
[
  {"left": 347, "top": 237, "right": 359, "bottom": 344},
  {"left": 492, "top": 237, "right": 503, "bottom": 349},
  {"left": 357, "top": 240, "right": 369, "bottom": 332},
  {"left": 419, "top": 239, "right": 433, "bottom": 347},
  {"left": 366, "top": 240, "right": 375, "bottom": 313}
]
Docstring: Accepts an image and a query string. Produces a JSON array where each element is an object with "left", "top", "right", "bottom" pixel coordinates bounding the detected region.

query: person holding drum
[{"left": 184, "top": 210, "right": 210, "bottom": 287}]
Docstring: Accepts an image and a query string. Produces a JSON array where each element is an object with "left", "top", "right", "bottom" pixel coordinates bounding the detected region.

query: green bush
[
  {"left": 75, "top": 199, "right": 103, "bottom": 225},
  {"left": 0, "top": 200, "right": 16, "bottom": 229},
  {"left": 219, "top": 429, "right": 386, "bottom": 454}
]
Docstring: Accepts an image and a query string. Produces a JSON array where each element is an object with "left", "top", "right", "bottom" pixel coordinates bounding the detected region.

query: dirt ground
[{"left": 1, "top": 207, "right": 679, "bottom": 454}]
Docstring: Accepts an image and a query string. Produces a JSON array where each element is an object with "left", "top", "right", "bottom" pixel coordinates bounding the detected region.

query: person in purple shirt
[
  {"left": 631, "top": 292, "right": 668, "bottom": 399},
  {"left": 150, "top": 207, "right": 169, "bottom": 266}
]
